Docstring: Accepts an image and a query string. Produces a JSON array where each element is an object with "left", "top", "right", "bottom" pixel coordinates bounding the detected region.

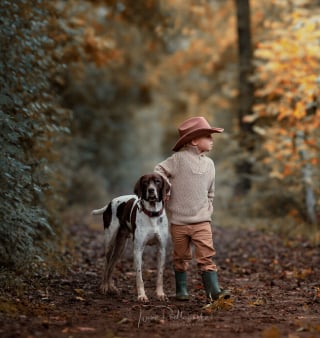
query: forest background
[{"left": 0, "top": 0, "right": 319, "bottom": 270}]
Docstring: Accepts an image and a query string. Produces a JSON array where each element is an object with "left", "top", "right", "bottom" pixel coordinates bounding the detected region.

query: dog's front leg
[
  {"left": 134, "top": 244, "right": 148, "bottom": 302},
  {"left": 156, "top": 245, "right": 167, "bottom": 301}
]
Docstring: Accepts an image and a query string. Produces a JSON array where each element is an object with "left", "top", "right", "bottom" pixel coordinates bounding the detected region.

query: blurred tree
[
  {"left": 234, "top": 0, "right": 255, "bottom": 195},
  {"left": 235, "top": 0, "right": 254, "bottom": 133}
]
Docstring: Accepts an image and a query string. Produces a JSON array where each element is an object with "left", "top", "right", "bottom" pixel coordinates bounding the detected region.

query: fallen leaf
[
  {"left": 62, "top": 326, "right": 96, "bottom": 333},
  {"left": 262, "top": 326, "right": 281, "bottom": 338},
  {"left": 296, "top": 326, "right": 306, "bottom": 332},
  {"left": 288, "top": 334, "right": 300, "bottom": 338},
  {"left": 117, "top": 318, "right": 129, "bottom": 325},
  {"left": 76, "top": 326, "right": 96, "bottom": 332},
  {"left": 75, "top": 296, "right": 85, "bottom": 301},
  {"left": 249, "top": 298, "right": 266, "bottom": 306}
]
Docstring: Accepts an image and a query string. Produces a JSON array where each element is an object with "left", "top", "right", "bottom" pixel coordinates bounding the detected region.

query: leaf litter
[{"left": 0, "top": 222, "right": 319, "bottom": 337}]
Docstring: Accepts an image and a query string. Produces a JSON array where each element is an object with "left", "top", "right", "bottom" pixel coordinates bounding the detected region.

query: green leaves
[{"left": 0, "top": 0, "right": 70, "bottom": 267}]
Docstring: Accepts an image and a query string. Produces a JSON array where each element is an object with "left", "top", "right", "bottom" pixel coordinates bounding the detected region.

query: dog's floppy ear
[{"left": 134, "top": 176, "right": 143, "bottom": 197}]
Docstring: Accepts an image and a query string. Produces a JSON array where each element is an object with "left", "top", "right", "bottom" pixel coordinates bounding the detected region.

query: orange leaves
[
  {"left": 254, "top": 46, "right": 274, "bottom": 61},
  {"left": 310, "top": 158, "right": 318, "bottom": 165},
  {"left": 253, "top": 6, "right": 320, "bottom": 123},
  {"left": 277, "top": 101, "right": 307, "bottom": 121},
  {"left": 264, "top": 140, "right": 277, "bottom": 154},
  {"left": 292, "top": 101, "right": 306, "bottom": 120},
  {"left": 284, "top": 268, "right": 313, "bottom": 280},
  {"left": 83, "top": 28, "right": 120, "bottom": 67},
  {"left": 249, "top": 298, "right": 266, "bottom": 307},
  {"left": 251, "top": 1, "right": 320, "bottom": 199},
  {"left": 202, "top": 297, "right": 234, "bottom": 314},
  {"left": 57, "top": 2, "right": 125, "bottom": 68},
  {"left": 282, "top": 164, "right": 292, "bottom": 177}
]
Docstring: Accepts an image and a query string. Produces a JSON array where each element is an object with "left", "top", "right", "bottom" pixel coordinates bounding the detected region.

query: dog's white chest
[{"left": 135, "top": 214, "right": 167, "bottom": 246}]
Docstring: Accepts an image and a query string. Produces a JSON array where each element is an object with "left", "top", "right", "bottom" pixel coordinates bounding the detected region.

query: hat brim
[{"left": 172, "top": 127, "right": 224, "bottom": 151}]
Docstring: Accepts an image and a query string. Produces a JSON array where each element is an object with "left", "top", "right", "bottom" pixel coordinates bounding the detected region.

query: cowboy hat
[{"left": 172, "top": 116, "right": 224, "bottom": 151}]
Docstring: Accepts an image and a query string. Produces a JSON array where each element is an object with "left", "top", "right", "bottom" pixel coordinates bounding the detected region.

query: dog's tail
[{"left": 91, "top": 204, "right": 109, "bottom": 215}]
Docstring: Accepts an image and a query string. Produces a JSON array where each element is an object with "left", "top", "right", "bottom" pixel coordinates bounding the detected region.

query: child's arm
[
  {"left": 154, "top": 155, "right": 176, "bottom": 179},
  {"left": 154, "top": 156, "right": 176, "bottom": 200},
  {"left": 208, "top": 162, "right": 216, "bottom": 202}
]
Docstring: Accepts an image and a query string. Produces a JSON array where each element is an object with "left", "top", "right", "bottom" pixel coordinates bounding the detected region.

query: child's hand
[{"left": 164, "top": 195, "right": 170, "bottom": 202}]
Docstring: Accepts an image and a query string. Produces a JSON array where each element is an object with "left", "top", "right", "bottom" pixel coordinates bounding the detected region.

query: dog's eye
[{"left": 155, "top": 180, "right": 161, "bottom": 185}]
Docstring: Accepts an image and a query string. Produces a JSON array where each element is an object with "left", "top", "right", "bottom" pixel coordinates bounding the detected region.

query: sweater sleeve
[
  {"left": 207, "top": 161, "right": 216, "bottom": 201},
  {"left": 154, "top": 155, "right": 177, "bottom": 192}
]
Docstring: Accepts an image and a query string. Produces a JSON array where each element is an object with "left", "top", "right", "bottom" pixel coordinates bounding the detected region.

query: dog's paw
[
  {"left": 100, "top": 284, "right": 119, "bottom": 295},
  {"left": 137, "top": 294, "right": 149, "bottom": 303},
  {"left": 100, "top": 284, "right": 110, "bottom": 294},
  {"left": 156, "top": 293, "right": 168, "bottom": 301},
  {"left": 109, "top": 284, "right": 120, "bottom": 294}
]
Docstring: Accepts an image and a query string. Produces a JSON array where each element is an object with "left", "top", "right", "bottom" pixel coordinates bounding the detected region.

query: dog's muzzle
[{"left": 146, "top": 187, "right": 158, "bottom": 202}]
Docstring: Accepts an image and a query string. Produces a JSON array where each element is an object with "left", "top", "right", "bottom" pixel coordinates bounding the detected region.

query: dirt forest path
[{"left": 1, "top": 219, "right": 320, "bottom": 338}]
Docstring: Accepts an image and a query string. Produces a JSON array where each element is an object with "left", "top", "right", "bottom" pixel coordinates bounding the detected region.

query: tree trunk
[
  {"left": 295, "top": 131, "right": 317, "bottom": 224},
  {"left": 234, "top": 0, "right": 255, "bottom": 195}
]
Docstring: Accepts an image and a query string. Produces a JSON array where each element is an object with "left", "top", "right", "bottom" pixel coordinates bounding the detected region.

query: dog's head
[{"left": 134, "top": 173, "right": 170, "bottom": 203}]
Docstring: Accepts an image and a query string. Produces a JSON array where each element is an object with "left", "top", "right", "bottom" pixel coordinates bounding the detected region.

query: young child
[{"left": 154, "top": 116, "right": 230, "bottom": 303}]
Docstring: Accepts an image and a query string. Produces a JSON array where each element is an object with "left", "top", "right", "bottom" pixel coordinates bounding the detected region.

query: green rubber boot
[
  {"left": 175, "top": 271, "right": 189, "bottom": 301},
  {"left": 202, "top": 271, "right": 231, "bottom": 302}
]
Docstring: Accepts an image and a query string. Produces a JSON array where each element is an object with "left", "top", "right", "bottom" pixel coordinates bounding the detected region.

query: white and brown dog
[{"left": 92, "top": 173, "right": 170, "bottom": 302}]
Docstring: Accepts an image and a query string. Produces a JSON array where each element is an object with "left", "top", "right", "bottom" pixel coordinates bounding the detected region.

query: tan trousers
[{"left": 170, "top": 222, "right": 217, "bottom": 272}]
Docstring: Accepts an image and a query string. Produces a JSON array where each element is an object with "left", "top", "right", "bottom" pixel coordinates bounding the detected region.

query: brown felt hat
[{"left": 172, "top": 116, "right": 224, "bottom": 151}]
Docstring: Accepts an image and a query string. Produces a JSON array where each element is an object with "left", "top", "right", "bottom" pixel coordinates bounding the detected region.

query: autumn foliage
[
  {"left": 0, "top": 0, "right": 319, "bottom": 268},
  {"left": 249, "top": 0, "right": 320, "bottom": 223}
]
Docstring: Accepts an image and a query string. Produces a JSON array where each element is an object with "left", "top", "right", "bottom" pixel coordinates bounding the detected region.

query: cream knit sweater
[{"left": 154, "top": 145, "right": 215, "bottom": 225}]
